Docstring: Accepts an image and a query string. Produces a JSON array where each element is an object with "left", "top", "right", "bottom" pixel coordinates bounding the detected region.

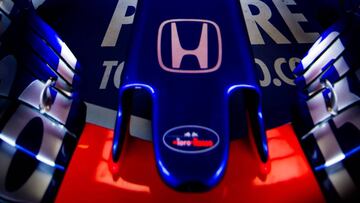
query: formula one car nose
[
  {"left": 2, "top": 0, "right": 360, "bottom": 202},
  {"left": 112, "top": 0, "right": 268, "bottom": 191}
]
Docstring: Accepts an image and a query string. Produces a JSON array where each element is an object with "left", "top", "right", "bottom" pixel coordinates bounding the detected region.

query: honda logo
[{"left": 157, "top": 19, "right": 222, "bottom": 73}]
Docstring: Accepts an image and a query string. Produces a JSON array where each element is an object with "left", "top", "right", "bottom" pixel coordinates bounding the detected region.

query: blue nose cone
[{"left": 113, "top": 0, "right": 268, "bottom": 191}]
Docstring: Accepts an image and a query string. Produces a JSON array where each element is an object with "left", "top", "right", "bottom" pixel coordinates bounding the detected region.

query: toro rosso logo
[{"left": 163, "top": 125, "right": 219, "bottom": 153}]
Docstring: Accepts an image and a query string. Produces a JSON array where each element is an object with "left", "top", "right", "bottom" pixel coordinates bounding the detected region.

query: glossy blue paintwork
[
  {"left": 0, "top": 2, "right": 86, "bottom": 201},
  {"left": 0, "top": 0, "right": 85, "bottom": 135},
  {"left": 112, "top": 0, "right": 268, "bottom": 190},
  {"left": 292, "top": 11, "right": 360, "bottom": 201}
]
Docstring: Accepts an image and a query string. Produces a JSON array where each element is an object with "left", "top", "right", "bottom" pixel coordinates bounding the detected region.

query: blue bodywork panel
[
  {"left": 0, "top": 2, "right": 86, "bottom": 202},
  {"left": 292, "top": 11, "right": 360, "bottom": 202}
]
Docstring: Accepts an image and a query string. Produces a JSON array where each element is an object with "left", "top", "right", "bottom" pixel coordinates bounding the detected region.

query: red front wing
[{"left": 56, "top": 123, "right": 324, "bottom": 203}]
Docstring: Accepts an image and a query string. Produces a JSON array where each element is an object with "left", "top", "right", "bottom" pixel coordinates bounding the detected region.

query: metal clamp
[
  {"left": 39, "top": 78, "right": 55, "bottom": 113},
  {"left": 323, "top": 79, "right": 338, "bottom": 115}
]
